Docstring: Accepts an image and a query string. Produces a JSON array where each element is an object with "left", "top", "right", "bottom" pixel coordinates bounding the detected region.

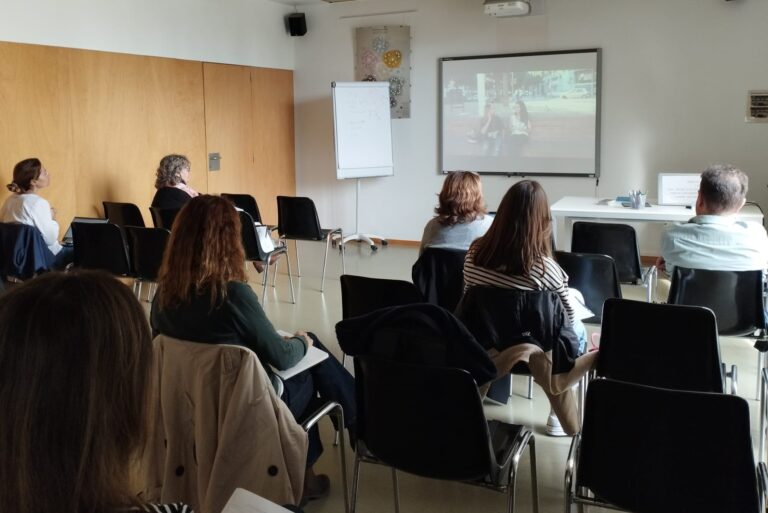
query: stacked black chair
[
  {"left": 72, "top": 222, "right": 132, "bottom": 278},
  {"left": 411, "top": 247, "right": 467, "bottom": 312},
  {"left": 571, "top": 221, "right": 656, "bottom": 302},
  {"left": 276, "top": 196, "right": 344, "bottom": 293},
  {"left": 566, "top": 378, "right": 767, "bottom": 513},
  {"left": 238, "top": 210, "right": 294, "bottom": 304},
  {"left": 103, "top": 201, "right": 145, "bottom": 227},
  {"left": 124, "top": 226, "right": 170, "bottom": 301},
  {"left": 149, "top": 207, "right": 181, "bottom": 231},
  {"left": 555, "top": 250, "right": 622, "bottom": 324}
]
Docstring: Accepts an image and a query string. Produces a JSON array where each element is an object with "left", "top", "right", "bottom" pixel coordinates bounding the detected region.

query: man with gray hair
[{"left": 656, "top": 164, "right": 768, "bottom": 298}]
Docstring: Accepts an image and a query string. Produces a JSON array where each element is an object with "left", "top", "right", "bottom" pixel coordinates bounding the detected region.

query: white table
[{"left": 550, "top": 196, "right": 764, "bottom": 250}]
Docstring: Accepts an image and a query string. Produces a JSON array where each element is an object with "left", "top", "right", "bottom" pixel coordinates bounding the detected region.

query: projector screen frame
[{"left": 439, "top": 48, "right": 602, "bottom": 178}]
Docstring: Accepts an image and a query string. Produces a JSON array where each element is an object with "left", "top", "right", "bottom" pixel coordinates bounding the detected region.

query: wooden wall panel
[
  {"left": 251, "top": 67, "right": 296, "bottom": 225},
  {"left": 69, "top": 52, "right": 207, "bottom": 224},
  {"left": 203, "top": 63, "right": 255, "bottom": 197},
  {"left": 0, "top": 42, "right": 77, "bottom": 236}
]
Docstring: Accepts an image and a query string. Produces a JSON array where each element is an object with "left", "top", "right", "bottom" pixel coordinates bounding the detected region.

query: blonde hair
[{"left": 435, "top": 171, "right": 487, "bottom": 226}]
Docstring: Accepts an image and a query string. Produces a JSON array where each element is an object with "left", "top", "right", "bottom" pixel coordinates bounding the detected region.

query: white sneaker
[{"left": 546, "top": 412, "right": 568, "bottom": 437}]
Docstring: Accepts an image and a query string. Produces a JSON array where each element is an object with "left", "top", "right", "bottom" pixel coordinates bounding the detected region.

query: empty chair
[
  {"left": 124, "top": 226, "right": 170, "bottom": 301},
  {"left": 555, "top": 250, "right": 622, "bottom": 324},
  {"left": 340, "top": 274, "right": 423, "bottom": 319},
  {"left": 571, "top": 221, "right": 656, "bottom": 301},
  {"left": 102, "top": 201, "right": 145, "bottom": 227},
  {"left": 598, "top": 298, "right": 725, "bottom": 393},
  {"left": 149, "top": 206, "right": 181, "bottom": 230},
  {"left": 0, "top": 222, "right": 55, "bottom": 281},
  {"left": 411, "top": 247, "right": 467, "bottom": 312},
  {"left": 276, "top": 196, "right": 344, "bottom": 293},
  {"left": 72, "top": 221, "right": 132, "bottom": 277},
  {"left": 565, "top": 378, "right": 767, "bottom": 513},
  {"left": 238, "top": 210, "right": 294, "bottom": 304}
]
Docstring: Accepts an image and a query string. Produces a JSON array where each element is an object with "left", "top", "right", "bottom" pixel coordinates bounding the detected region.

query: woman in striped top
[{"left": 463, "top": 180, "right": 587, "bottom": 435}]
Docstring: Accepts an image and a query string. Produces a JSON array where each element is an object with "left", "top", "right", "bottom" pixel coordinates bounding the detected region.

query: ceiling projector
[{"left": 484, "top": 0, "right": 531, "bottom": 17}]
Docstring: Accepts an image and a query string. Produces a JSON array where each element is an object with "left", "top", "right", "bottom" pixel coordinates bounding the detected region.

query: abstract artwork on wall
[{"left": 355, "top": 25, "right": 411, "bottom": 119}]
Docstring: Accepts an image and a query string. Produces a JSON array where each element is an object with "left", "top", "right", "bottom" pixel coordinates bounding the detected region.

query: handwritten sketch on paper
[
  {"left": 355, "top": 25, "right": 411, "bottom": 119},
  {"left": 658, "top": 173, "right": 701, "bottom": 206}
]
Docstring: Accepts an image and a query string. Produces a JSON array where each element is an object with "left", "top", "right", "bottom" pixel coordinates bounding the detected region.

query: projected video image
[{"left": 440, "top": 50, "right": 600, "bottom": 176}]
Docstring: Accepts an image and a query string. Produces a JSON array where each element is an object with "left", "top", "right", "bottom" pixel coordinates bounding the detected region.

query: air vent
[{"left": 747, "top": 90, "right": 768, "bottom": 122}]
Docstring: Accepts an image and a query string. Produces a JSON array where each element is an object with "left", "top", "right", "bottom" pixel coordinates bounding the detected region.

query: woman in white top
[
  {"left": 0, "top": 158, "right": 73, "bottom": 269},
  {"left": 419, "top": 171, "right": 493, "bottom": 256}
]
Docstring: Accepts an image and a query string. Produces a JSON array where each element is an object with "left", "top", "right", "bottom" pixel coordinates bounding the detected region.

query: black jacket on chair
[
  {"left": 455, "top": 286, "right": 581, "bottom": 375},
  {"left": 0, "top": 222, "right": 55, "bottom": 280},
  {"left": 335, "top": 303, "right": 496, "bottom": 387}
]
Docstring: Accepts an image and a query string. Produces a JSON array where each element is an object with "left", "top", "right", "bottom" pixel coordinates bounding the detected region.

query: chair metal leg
[
  {"left": 506, "top": 462, "right": 517, "bottom": 513},
  {"left": 294, "top": 240, "right": 301, "bottom": 277},
  {"left": 320, "top": 233, "right": 331, "bottom": 293},
  {"left": 135, "top": 280, "right": 143, "bottom": 300},
  {"left": 285, "top": 250, "right": 296, "bottom": 304},
  {"left": 391, "top": 468, "right": 400, "bottom": 513},
  {"left": 340, "top": 230, "right": 346, "bottom": 274},
  {"left": 526, "top": 375, "right": 533, "bottom": 400},
  {"left": 529, "top": 436, "right": 539, "bottom": 513},
  {"left": 334, "top": 430, "right": 340, "bottom": 446},
  {"left": 272, "top": 258, "right": 278, "bottom": 288},
  {"left": 758, "top": 351, "right": 766, "bottom": 400},
  {"left": 351, "top": 454, "right": 362, "bottom": 513},
  {"left": 760, "top": 367, "right": 766, "bottom": 461},
  {"left": 262, "top": 262, "right": 269, "bottom": 303}
]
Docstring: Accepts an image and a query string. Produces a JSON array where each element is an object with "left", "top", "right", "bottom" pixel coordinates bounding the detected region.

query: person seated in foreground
[
  {"left": 419, "top": 170, "right": 493, "bottom": 255},
  {"left": 0, "top": 270, "right": 191, "bottom": 513},
  {"left": 655, "top": 164, "right": 768, "bottom": 301},
  {"left": 463, "top": 180, "right": 590, "bottom": 436},
  {"left": 150, "top": 194, "right": 356, "bottom": 501},
  {"left": 151, "top": 154, "right": 199, "bottom": 209},
  {"left": 0, "top": 157, "right": 73, "bottom": 269}
]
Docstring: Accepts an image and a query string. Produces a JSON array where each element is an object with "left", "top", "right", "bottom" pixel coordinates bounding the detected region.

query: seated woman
[
  {"left": 151, "top": 154, "right": 199, "bottom": 209},
  {"left": 463, "top": 180, "right": 588, "bottom": 436},
  {"left": 0, "top": 270, "right": 191, "bottom": 512},
  {"left": 419, "top": 170, "right": 493, "bottom": 255},
  {"left": 0, "top": 157, "right": 72, "bottom": 269},
  {"left": 150, "top": 195, "right": 355, "bottom": 501}
]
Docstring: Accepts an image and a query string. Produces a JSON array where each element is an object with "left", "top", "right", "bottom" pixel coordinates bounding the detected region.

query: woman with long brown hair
[
  {"left": 463, "top": 180, "right": 587, "bottom": 436},
  {"left": 150, "top": 194, "right": 355, "bottom": 502},
  {"left": 0, "top": 271, "right": 191, "bottom": 513},
  {"left": 419, "top": 170, "right": 492, "bottom": 255}
]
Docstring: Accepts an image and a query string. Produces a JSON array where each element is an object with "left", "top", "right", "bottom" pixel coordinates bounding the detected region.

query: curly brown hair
[
  {"left": 435, "top": 171, "right": 487, "bottom": 226},
  {"left": 156, "top": 195, "right": 246, "bottom": 310},
  {"left": 154, "top": 154, "right": 190, "bottom": 189}
]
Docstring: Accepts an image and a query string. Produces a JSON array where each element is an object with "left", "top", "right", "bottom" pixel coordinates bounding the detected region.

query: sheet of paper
[
  {"left": 270, "top": 331, "right": 329, "bottom": 379},
  {"left": 222, "top": 488, "right": 292, "bottom": 513},
  {"left": 658, "top": 173, "right": 701, "bottom": 206},
  {"left": 568, "top": 288, "right": 595, "bottom": 321}
]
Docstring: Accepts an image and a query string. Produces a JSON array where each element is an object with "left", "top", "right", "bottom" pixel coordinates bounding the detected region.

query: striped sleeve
[{"left": 145, "top": 503, "right": 194, "bottom": 513}]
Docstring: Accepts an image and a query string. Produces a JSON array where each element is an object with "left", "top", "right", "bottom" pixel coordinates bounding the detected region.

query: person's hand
[
  {"left": 293, "top": 330, "right": 313, "bottom": 347},
  {"left": 655, "top": 256, "right": 666, "bottom": 273}
]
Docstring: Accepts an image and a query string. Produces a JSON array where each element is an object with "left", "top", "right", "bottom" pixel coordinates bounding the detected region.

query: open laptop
[{"left": 61, "top": 217, "right": 108, "bottom": 246}]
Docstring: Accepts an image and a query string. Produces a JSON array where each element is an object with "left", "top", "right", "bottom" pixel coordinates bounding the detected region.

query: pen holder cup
[{"left": 631, "top": 194, "right": 647, "bottom": 209}]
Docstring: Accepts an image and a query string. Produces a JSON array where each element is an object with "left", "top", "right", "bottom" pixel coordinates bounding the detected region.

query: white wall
[
  {"left": 0, "top": 0, "right": 296, "bottom": 69},
  {"left": 294, "top": 0, "right": 768, "bottom": 254}
]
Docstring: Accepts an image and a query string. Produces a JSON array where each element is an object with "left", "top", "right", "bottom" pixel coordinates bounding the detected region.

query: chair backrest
[
  {"left": 124, "top": 226, "right": 170, "bottom": 281},
  {"left": 0, "top": 222, "right": 55, "bottom": 280},
  {"left": 340, "top": 274, "right": 423, "bottom": 319},
  {"left": 555, "top": 250, "right": 622, "bottom": 323},
  {"left": 668, "top": 267, "right": 765, "bottom": 336},
  {"left": 149, "top": 207, "right": 181, "bottom": 230},
  {"left": 354, "top": 355, "right": 494, "bottom": 480},
  {"left": 597, "top": 298, "right": 724, "bottom": 392},
  {"left": 71, "top": 222, "right": 131, "bottom": 276},
  {"left": 238, "top": 210, "right": 270, "bottom": 262},
  {"left": 276, "top": 196, "right": 323, "bottom": 240},
  {"left": 222, "top": 193, "right": 263, "bottom": 224},
  {"left": 571, "top": 221, "right": 643, "bottom": 283},
  {"left": 411, "top": 247, "right": 467, "bottom": 312},
  {"left": 577, "top": 378, "right": 760, "bottom": 513},
  {"left": 102, "top": 201, "right": 146, "bottom": 228}
]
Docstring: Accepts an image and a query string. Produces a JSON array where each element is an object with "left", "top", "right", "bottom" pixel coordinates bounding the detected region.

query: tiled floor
[{"left": 242, "top": 240, "right": 763, "bottom": 513}]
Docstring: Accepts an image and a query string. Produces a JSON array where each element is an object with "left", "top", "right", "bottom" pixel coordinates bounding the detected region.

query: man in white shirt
[{"left": 656, "top": 164, "right": 768, "bottom": 300}]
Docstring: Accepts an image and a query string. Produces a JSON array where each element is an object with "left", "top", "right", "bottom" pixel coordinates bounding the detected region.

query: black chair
[
  {"left": 276, "top": 196, "right": 344, "bottom": 293},
  {"left": 238, "top": 210, "right": 294, "bottom": 304},
  {"left": 0, "top": 222, "right": 55, "bottom": 281},
  {"left": 555, "top": 250, "right": 622, "bottom": 324},
  {"left": 411, "top": 247, "right": 467, "bottom": 312},
  {"left": 352, "top": 355, "right": 538, "bottom": 513},
  {"left": 598, "top": 298, "right": 725, "bottom": 393},
  {"left": 565, "top": 378, "right": 767, "bottom": 513},
  {"left": 340, "top": 274, "right": 423, "bottom": 320},
  {"left": 124, "top": 226, "right": 170, "bottom": 301},
  {"left": 221, "top": 193, "right": 276, "bottom": 231},
  {"left": 103, "top": 201, "right": 146, "bottom": 228},
  {"left": 72, "top": 222, "right": 132, "bottom": 278},
  {"left": 668, "top": 266, "right": 766, "bottom": 398},
  {"left": 571, "top": 221, "right": 656, "bottom": 301},
  {"left": 149, "top": 207, "right": 181, "bottom": 231}
]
